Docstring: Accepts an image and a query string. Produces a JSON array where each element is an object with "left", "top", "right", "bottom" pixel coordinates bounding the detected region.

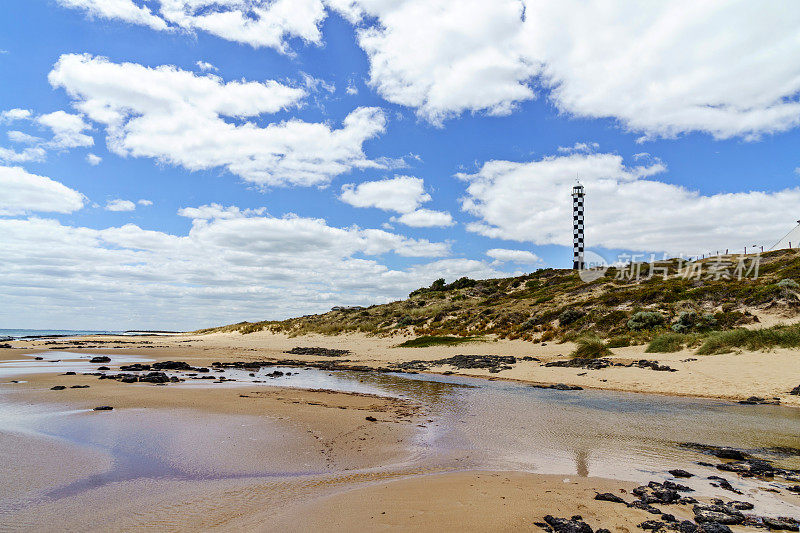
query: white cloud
[
  {"left": 49, "top": 53, "right": 387, "bottom": 187},
  {"left": 345, "top": 79, "right": 358, "bottom": 96},
  {"left": 0, "top": 165, "right": 85, "bottom": 216},
  {"left": 57, "top": 0, "right": 168, "bottom": 30},
  {"left": 459, "top": 151, "right": 800, "bottom": 256},
  {"left": 0, "top": 146, "right": 47, "bottom": 163},
  {"left": 177, "top": 203, "right": 267, "bottom": 220},
  {"left": 558, "top": 142, "right": 598, "bottom": 154},
  {"left": 486, "top": 248, "right": 541, "bottom": 264},
  {"left": 86, "top": 153, "right": 102, "bottom": 165},
  {"left": 8, "top": 131, "right": 44, "bottom": 145},
  {"left": 195, "top": 60, "right": 217, "bottom": 72},
  {"left": 394, "top": 209, "right": 454, "bottom": 228},
  {"left": 58, "top": 0, "right": 326, "bottom": 53},
  {"left": 334, "top": 1, "right": 800, "bottom": 137},
  {"left": 36, "top": 111, "right": 94, "bottom": 149},
  {"left": 159, "top": 0, "right": 326, "bottom": 52},
  {"left": 301, "top": 72, "right": 335, "bottom": 93},
  {"left": 340, "top": 176, "right": 430, "bottom": 213},
  {"left": 105, "top": 199, "right": 136, "bottom": 211},
  {"left": 55, "top": 2, "right": 800, "bottom": 138},
  {"left": 0, "top": 208, "right": 498, "bottom": 329},
  {"left": 0, "top": 109, "right": 32, "bottom": 122},
  {"left": 138, "top": 199, "right": 153, "bottom": 206}
]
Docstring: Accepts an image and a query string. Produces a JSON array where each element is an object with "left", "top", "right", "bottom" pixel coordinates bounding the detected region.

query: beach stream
[{"left": 1, "top": 352, "right": 799, "bottom": 520}]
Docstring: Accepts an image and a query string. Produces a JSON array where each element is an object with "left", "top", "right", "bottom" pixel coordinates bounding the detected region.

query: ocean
[{"left": 0, "top": 329, "right": 124, "bottom": 340}]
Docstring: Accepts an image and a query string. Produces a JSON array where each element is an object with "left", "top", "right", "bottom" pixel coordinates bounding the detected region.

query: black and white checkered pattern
[{"left": 572, "top": 185, "right": 584, "bottom": 270}]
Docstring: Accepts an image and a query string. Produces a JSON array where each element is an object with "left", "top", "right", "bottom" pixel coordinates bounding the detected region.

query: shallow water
[{"left": 1, "top": 352, "right": 799, "bottom": 519}]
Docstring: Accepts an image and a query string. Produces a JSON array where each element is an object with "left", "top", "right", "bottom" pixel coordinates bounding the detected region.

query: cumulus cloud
[
  {"left": 58, "top": 2, "right": 800, "bottom": 137},
  {"left": 0, "top": 109, "right": 32, "bottom": 122},
  {"left": 393, "top": 208, "right": 454, "bottom": 228},
  {"left": 177, "top": 203, "right": 267, "bottom": 220},
  {"left": 459, "top": 151, "right": 800, "bottom": 256},
  {"left": 486, "top": 248, "right": 541, "bottom": 264},
  {"left": 195, "top": 60, "right": 217, "bottom": 72},
  {"left": 57, "top": 0, "right": 168, "bottom": 30},
  {"left": 105, "top": 199, "right": 136, "bottom": 211},
  {"left": 49, "top": 53, "right": 386, "bottom": 187},
  {"left": 0, "top": 146, "right": 47, "bottom": 163},
  {"left": 0, "top": 207, "right": 500, "bottom": 329},
  {"left": 138, "top": 199, "right": 153, "bottom": 206},
  {"left": 0, "top": 109, "right": 94, "bottom": 164},
  {"left": 86, "top": 153, "right": 102, "bottom": 165},
  {"left": 340, "top": 176, "right": 455, "bottom": 228},
  {"left": 0, "top": 165, "right": 85, "bottom": 216},
  {"left": 36, "top": 111, "right": 94, "bottom": 149},
  {"left": 335, "top": 1, "right": 800, "bottom": 137},
  {"left": 58, "top": 0, "right": 326, "bottom": 53},
  {"left": 340, "top": 176, "right": 431, "bottom": 213}
]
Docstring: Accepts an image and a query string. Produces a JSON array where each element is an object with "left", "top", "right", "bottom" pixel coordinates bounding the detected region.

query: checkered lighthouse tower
[{"left": 572, "top": 184, "right": 585, "bottom": 270}]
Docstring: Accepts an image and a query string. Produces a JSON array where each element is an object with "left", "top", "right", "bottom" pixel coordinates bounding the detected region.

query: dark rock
[
  {"left": 70, "top": 385, "right": 89, "bottom": 388},
  {"left": 543, "top": 515, "right": 593, "bottom": 533},
  {"left": 365, "top": 416, "right": 377, "bottom": 422},
  {"left": 639, "top": 520, "right": 664, "bottom": 530},
  {"left": 678, "top": 521, "right": 698, "bottom": 533},
  {"left": 93, "top": 406, "right": 113, "bottom": 411},
  {"left": 531, "top": 383, "right": 583, "bottom": 391},
  {"left": 120, "top": 363, "right": 151, "bottom": 371},
  {"left": 545, "top": 358, "right": 613, "bottom": 370},
  {"left": 97, "top": 366, "right": 110, "bottom": 370},
  {"left": 669, "top": 469, "right": 694, "bottom": 478},
  {"left": 285, "top": 347, "right": 351, "bottom": 357},
  {"left": 697, "top": 525, "right": 732, "bottom": 533},
  {"left": 790, "top": 385, "right": 800, "bottom": 395},
  {"left": 50, "top": 385, "right": 66, "bottom": 390},
  {"left": 692, "top": 505, "right": 743, "bottom": 525},
  {"left": 594, "top": 492, "right": 625, "bottom": 504},
  {"left": 761, "top": 517, "right": 799, "bottom": 531},
  {"left": 35, "top": 356, "right": 44, "bottom": 360},
  {"left": 151, "top": 361, "right": 192, "bottom": 370},
  {"left": 661, "top": 514, "right": 677, "bottom": 523},
  {"left": 139, "top": 371, "right": 170, "bottom": 383},
  {"left": 712, "top": 448, "right": 747, "bottom": 461},
  {"left": 90, "top": 356, "right": 111, "bottom": 363},
  {"left": 63, "top": 371, "right": 76, "bottom": 375},
  {"left": 727, "top": 501, "right": 754, "bottom": 511}
]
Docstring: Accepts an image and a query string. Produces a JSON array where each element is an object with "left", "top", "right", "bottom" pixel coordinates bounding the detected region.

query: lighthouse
[{"left": 572, "top": 184, "right": 585, "bottom": 270}]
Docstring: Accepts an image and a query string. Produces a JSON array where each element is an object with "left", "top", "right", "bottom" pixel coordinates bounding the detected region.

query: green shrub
[
  {"left": 397, "top": 335, "right": 479, "bottom": 348},
  {"left": 646, "top": 333, "right": 687, "bottom": 353},
  {"left": 397, "top": 315, "right": 416, "bottom": 327},
  {"left": 570, "top": 335, "right": 613, "bottom": 359},
  {"left": 696, "top": 325, "right": 800, "bottom": 354},
  {"left": 777, "top": 278, "right": 799, "bottom": 289},
  {"left": 627, "top": 311, "right": 666, "bottom": 330},
  {"left": 671, "top": 311, "right": 717, "bottom": 333},
  {"left": 559, "top": 308, "right": 584, "bottom": 326},
  {"left": 605, "top": 336, "right": 631, "bottom": 348}
]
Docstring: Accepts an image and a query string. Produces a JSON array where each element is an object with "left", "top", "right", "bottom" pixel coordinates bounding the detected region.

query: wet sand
[{"left": 1, "top": 338, "right": 799, "bottom": 531}]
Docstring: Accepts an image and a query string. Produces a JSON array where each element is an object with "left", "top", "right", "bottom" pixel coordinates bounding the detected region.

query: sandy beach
[{"left": 0, "top": 333, "right": 798, "bottom": 531}]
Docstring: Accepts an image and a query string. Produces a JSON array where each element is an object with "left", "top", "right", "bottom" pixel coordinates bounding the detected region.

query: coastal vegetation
[
  {"left": 198, "top": 249, "right": 800, "bottom": 355},
  {"left": 396, "top": 335, "right": 483, "bottom": 348}
]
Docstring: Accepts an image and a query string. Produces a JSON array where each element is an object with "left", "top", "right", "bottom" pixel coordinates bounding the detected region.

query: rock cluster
[
  {"left": 531, "top": 383, "right": 584, "bottom": 391},
  {"left": 393, "top": 354, "right": 517, "bottom": 373},
  {"left": 285, "top": 347, "right": 351, "bottom": 357}
]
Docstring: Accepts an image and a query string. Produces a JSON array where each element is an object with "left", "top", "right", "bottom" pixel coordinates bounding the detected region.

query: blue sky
[{"left": 2, "top": 1, "right": 800, "bottom": 330}]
